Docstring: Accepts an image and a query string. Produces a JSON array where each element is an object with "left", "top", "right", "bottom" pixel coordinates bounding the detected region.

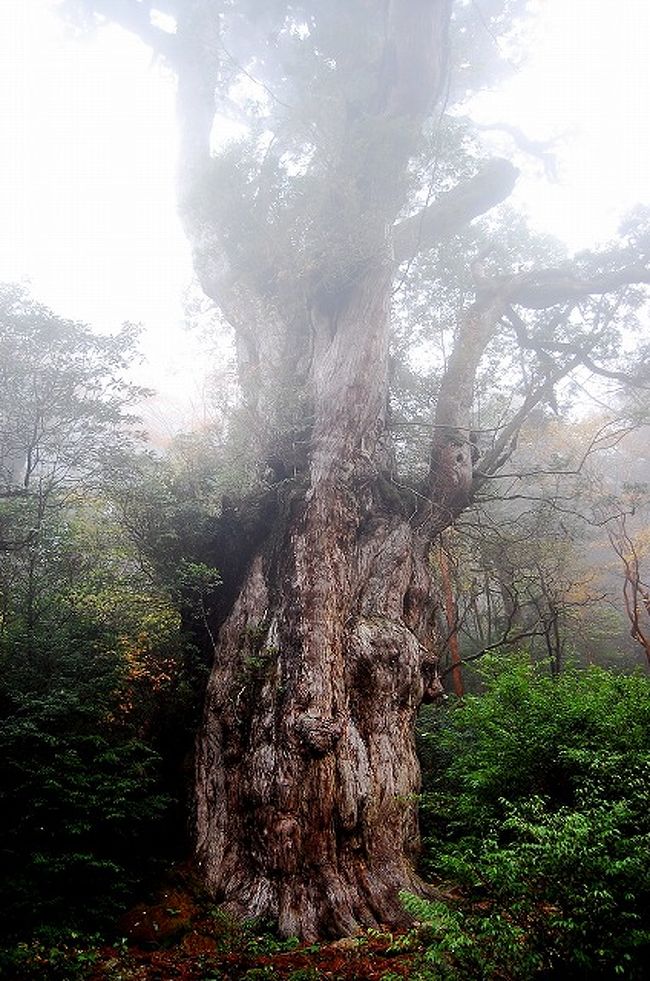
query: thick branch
[
  {"left": 426, "top": 293, "right": 508, "bottom": 516},
  {"left": 393, "top": 158, "right": 518, "bottom": 264},
  {"left": 79, "top": 0, "right": 177, "bottom": 59},
  {"left": 427, "top": 256, "right": 648, "bottom": 520},
  {"left": 434, "top": 295, "right": 508, "bottom": 434},
  {"left": 506, "top": 265, "right": 650, "bottom": 308},
  {"left": 578, "top": 352, "right": 650, "bottom": 387}
]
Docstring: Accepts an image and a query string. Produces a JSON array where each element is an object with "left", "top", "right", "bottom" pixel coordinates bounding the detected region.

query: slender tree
[
  {"left": 64, "top": 0, "right": 650, "bottom": 937},
  {"left": 608, "top": 514, "right": 650, "bottom": 666}
]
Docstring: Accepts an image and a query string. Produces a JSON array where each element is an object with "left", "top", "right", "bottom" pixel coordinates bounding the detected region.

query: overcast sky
[{"left": 1, "top": 0, "right": 649, "bottom": 428}]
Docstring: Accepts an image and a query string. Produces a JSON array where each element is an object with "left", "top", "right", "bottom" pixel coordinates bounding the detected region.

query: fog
[{"left": 1, "top": 0, "right": 648, "bottom": 434}]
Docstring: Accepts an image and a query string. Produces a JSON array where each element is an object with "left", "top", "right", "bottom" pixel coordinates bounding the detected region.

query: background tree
[
  {"left": 432, "top": 412, "right": 631, "bottom": 682},
  {"left": 63, "top": 0, "right": 650, "bottom": 938},
  {"left": 0, "top": 285, "right": 182, "bottom": 937}
]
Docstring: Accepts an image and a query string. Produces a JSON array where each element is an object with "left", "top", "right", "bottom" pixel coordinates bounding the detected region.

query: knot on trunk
[
  {"left": 429, "top": 430, "right": 476, "bottom": 509},
  {"left": 296, "top": 714, "right": 344, "bottom": 756},
  {"left": 274, "top": 815, "right": 301, "bottom": 872}
]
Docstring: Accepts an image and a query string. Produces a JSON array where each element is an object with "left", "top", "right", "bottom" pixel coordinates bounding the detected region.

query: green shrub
[
  {"left": 418, "top": 656, "right": 650, "bottom": 978},
  {"left": 400, "top": 892, "right": 542, "bottom": 980},
  {"left": 0, "top": 632, "right": 169, "bottom": 939},
  {"left": 0, "top": 936, "right": 103, "bottom": 980}
]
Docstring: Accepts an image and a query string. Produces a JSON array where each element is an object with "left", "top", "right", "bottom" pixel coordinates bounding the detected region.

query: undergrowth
[{"left": 415, "top": 655, "right": 650, "bottom": 978}]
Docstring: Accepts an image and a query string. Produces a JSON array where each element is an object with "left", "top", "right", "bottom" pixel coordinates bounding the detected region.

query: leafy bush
[
  {"left": 0, "top": 935, "right": 104, "bottom": 980},
  {"left": 400, "top": 892, "right": 542, "bottom": 980},
  {"left": 0, "top": 629, "right": 170, "bottom": 938},
  {"left": 417, "top": 656, "right": 650, "bottom": 978}
]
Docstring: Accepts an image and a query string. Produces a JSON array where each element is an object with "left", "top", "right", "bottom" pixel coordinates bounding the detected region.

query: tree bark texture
[
  {"left": 185, "top": 4, "right": 460, "bottom": 937},
  {"left": 195, "top": 257, "right": 446, "bottom": 937}
]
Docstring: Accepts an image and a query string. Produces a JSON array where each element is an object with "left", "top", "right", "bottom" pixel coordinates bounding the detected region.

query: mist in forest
[{"left": 1, "top": 2, "right": 649, "bottom": 977}]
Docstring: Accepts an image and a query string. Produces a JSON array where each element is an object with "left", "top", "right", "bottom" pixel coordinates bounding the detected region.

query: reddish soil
[
  {"left": 83, "top": 882, "right": 419, "bottom": 980},
  {"left": 87, "top": 937, "right": 416, "bottom": 980}
]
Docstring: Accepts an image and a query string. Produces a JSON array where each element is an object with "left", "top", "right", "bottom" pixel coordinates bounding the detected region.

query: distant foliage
[
  {"left": 416, "top": 656, "right": 650, "bottom": 978},
  {"left": 0, "top": 286, "right": 187, "bottom": 939}
]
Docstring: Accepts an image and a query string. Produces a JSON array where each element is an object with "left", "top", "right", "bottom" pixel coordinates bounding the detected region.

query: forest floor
[
  {"left": 5, "top": 877, "right": 421, "bottom": 980},
  {"left": 82, "top": 933, "right": 417, "bottom": 980},
  {"left": 97, "top": 883, "right": 417, "bottom": 980}
]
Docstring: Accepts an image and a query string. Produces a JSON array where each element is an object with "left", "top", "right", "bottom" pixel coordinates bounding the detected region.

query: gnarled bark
[
  {"left": 195, "top": 257, "right": 445, "bottom": 938},
  {"left": 195, "top": 257, "right": 446, "bottom": 938},
  {"left": 180, "top": 5, "right": 459, "bottom": 935},
  {"left": 196, "top": 493, "right": 442, "bottom": 938}
]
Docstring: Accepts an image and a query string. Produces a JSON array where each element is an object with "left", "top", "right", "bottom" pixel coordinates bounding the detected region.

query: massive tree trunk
[
  {"left": 195, "top": 260, "right": 444, "bottom": 937},
  {"left": 183, "top": 3, "right": 473, "bottom": 937},
  {"left": 190, "top": 176, "right": 517, "bottom": 936},
  {"left": 176, "top": 2, "right": 514, "bottom": 938}
]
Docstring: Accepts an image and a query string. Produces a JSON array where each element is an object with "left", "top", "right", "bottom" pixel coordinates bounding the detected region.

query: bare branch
[
  {"left": 440, "top": 628, "right": 544, "bottom": 676},
  {"left": 477, "top": 416, "right": 641, "bottom": 486},
  {"left": 608, "top": 515, "right": 650, "bottom": 664},
  {"left": 505, "top": 304, "right": 650, "bottom": 388},
  {"left": 474, "top": 354, "right": 582, "bottom": 485}
]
